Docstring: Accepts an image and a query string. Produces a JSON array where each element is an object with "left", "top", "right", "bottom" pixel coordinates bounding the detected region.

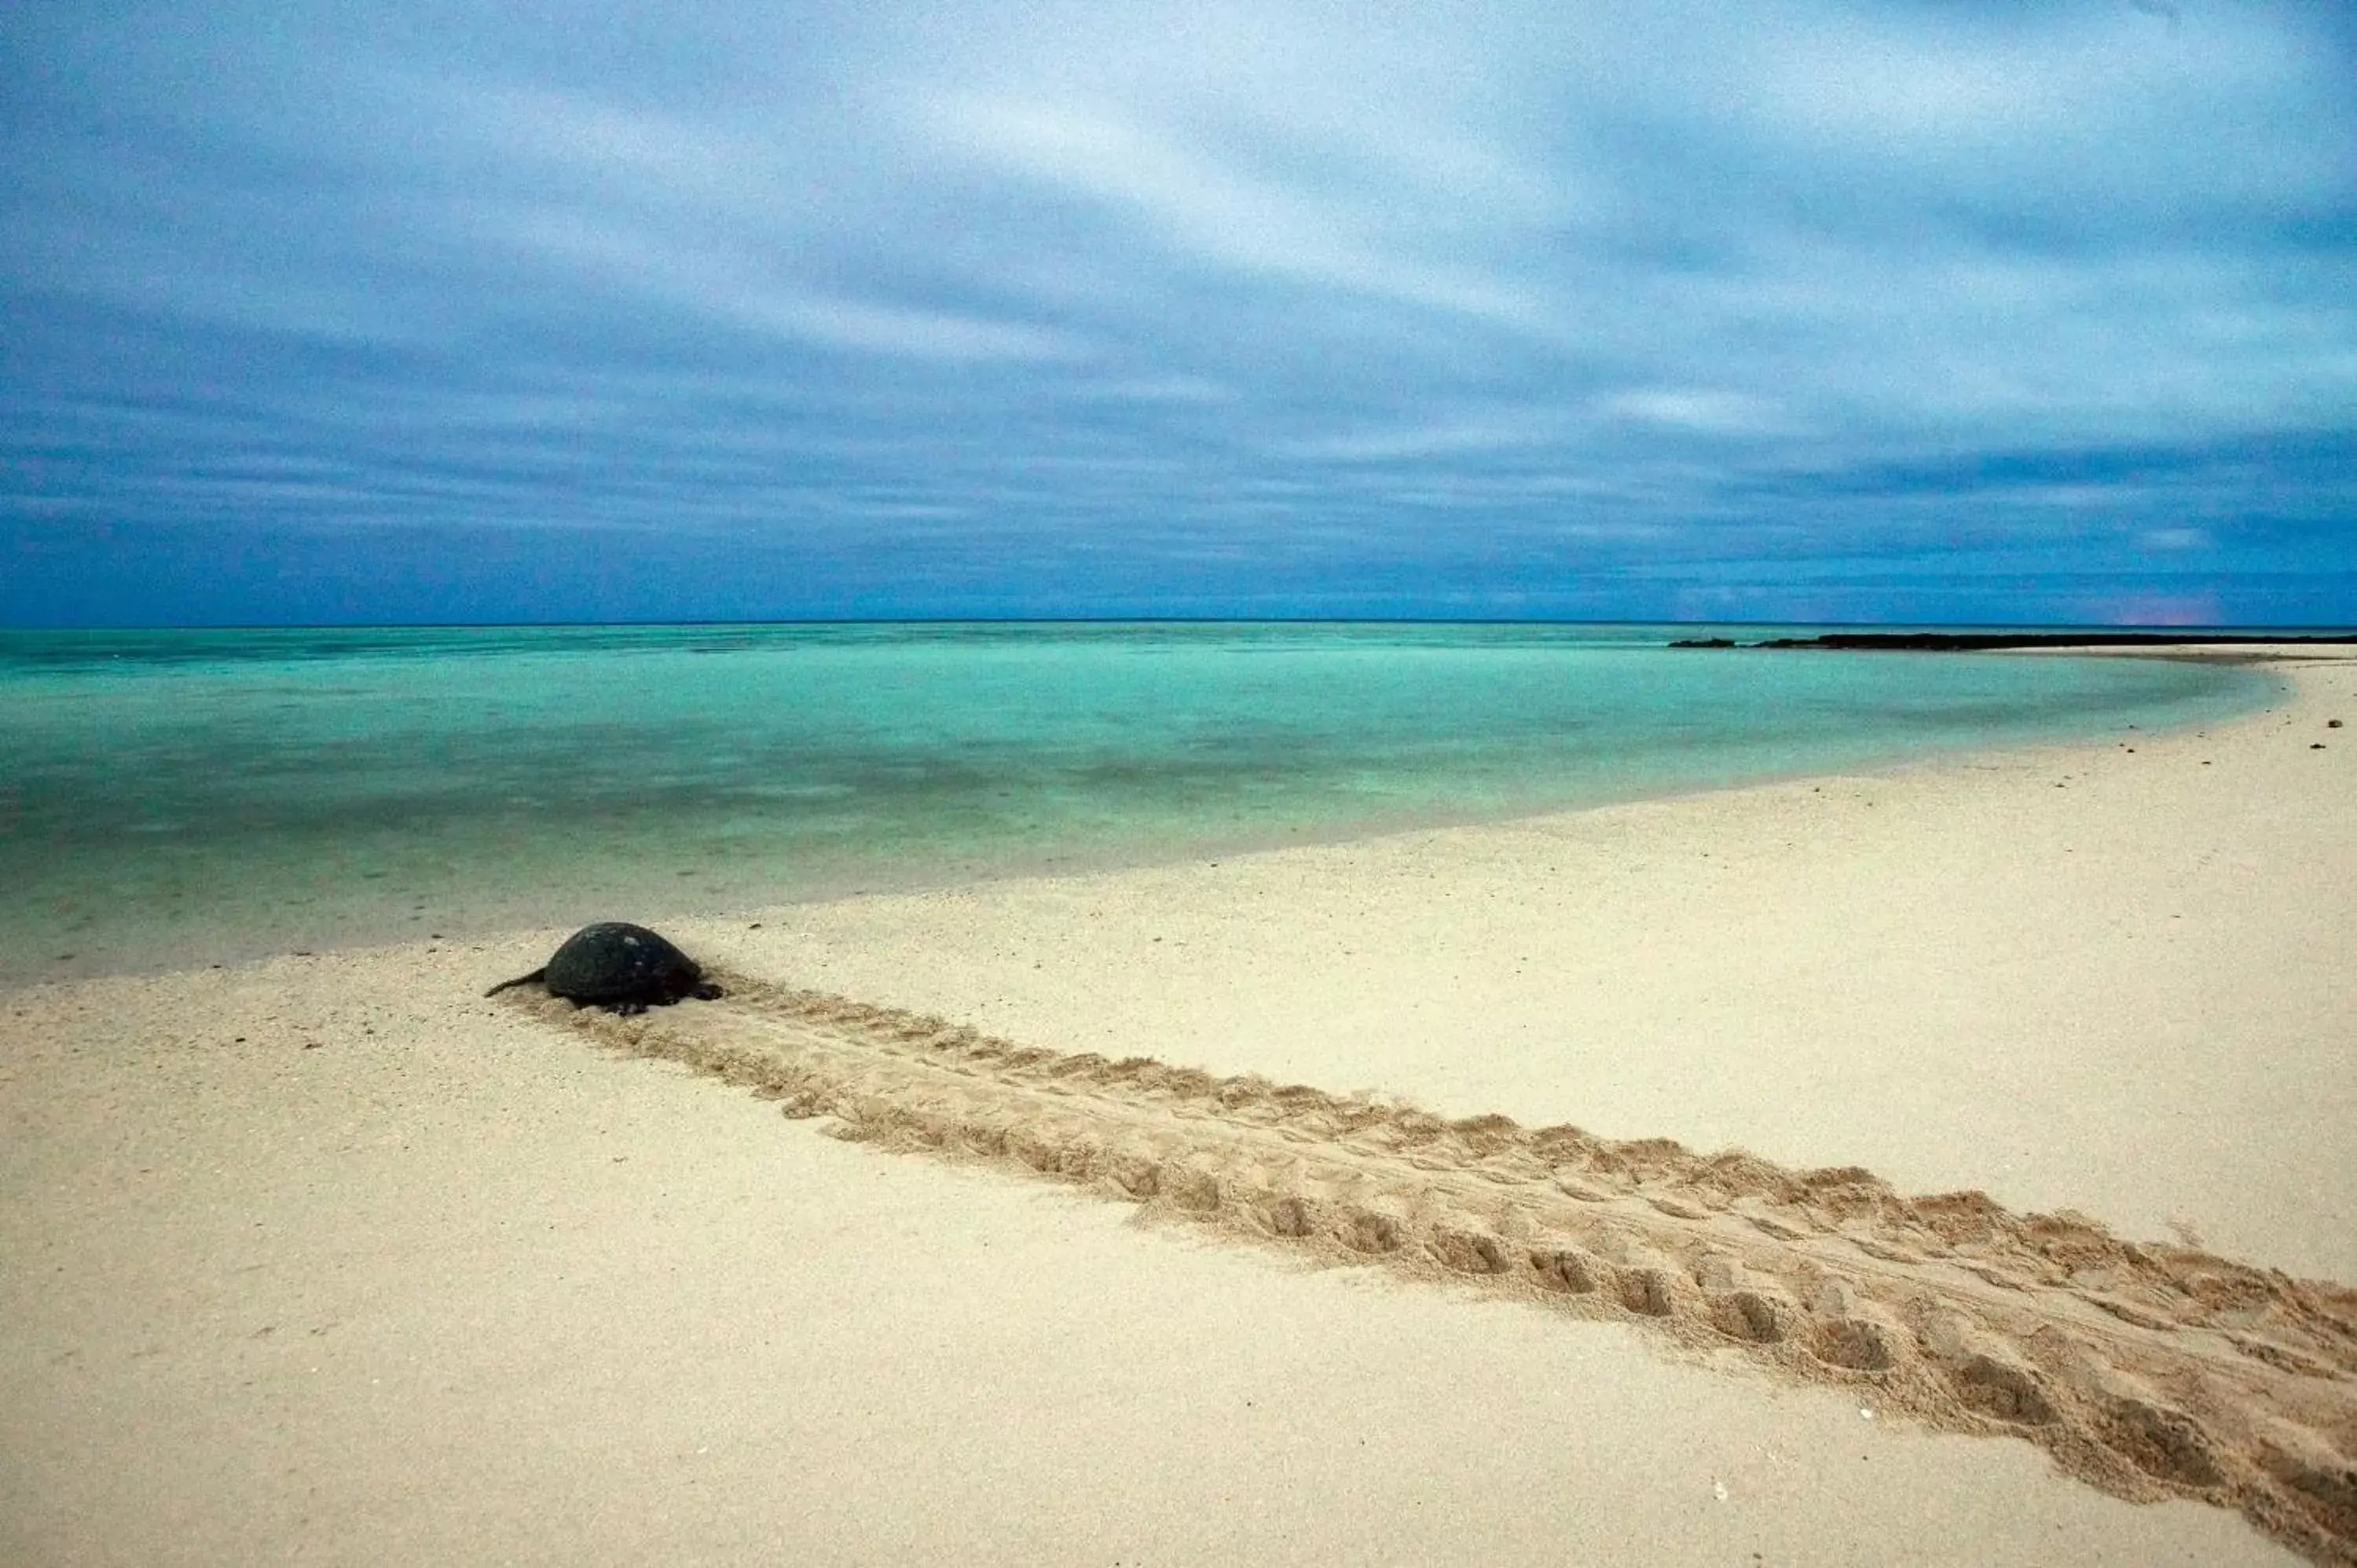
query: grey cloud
[{"left": 2, "top": 0, "right": 2352, "bottom": 624}]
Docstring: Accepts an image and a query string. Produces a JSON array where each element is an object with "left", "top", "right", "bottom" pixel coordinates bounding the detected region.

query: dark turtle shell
[{"left": 486, "top": 921, "right": 720, "bottom": 1013}]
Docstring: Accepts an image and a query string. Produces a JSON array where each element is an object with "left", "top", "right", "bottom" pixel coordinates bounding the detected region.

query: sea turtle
[{"left": 485, "top": 921, "right": 722, "bottom": 1013}]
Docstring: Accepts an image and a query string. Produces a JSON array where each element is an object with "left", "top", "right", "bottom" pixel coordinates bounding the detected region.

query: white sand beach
[{"left": 4, "top": 647, "right": 2352, "bottom": 1566}]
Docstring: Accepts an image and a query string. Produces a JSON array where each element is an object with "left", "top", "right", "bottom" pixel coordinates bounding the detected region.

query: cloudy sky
[{"left": 3, "top": 0, "right": 2352, "bottom": 625}]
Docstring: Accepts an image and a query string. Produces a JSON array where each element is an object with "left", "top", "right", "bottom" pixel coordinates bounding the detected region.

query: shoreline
[
  {"left": 1, "top": 644, "right": 2286, "bottom": 991},
  {"left": 4, "top": 645, "right": 2351, "bottom": 1565}
]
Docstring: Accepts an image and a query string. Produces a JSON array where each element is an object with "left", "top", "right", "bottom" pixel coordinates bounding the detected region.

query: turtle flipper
[{"left": 483, "top": 966, "right": 548, "bottom": 998}]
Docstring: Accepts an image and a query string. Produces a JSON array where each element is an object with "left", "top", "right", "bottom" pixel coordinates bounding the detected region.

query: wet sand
[{"left": 3, "top": 647, "right": 2352, "bottom": 1565}]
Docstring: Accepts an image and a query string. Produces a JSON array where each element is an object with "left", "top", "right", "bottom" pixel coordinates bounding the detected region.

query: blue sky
[{"left": 3, "top": 0, "right": 2353, "bottom": 625}]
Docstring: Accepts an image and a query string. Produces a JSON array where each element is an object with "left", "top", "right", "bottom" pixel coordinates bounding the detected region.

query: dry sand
[{"left": 3, "top": 647, "right": 2352, "bottom": 1566}]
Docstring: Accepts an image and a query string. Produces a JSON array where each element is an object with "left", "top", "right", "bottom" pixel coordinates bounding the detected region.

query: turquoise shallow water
[{"left": 0, "top": 622, "right": 2276, "bottom": 983}]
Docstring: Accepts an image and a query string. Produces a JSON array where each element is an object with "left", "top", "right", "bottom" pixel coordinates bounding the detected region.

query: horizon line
[{"left": 7, "top": 615, "right": 2357, "bottom": 636}]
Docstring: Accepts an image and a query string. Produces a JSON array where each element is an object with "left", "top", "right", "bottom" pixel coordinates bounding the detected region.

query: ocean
[{"left": 0, "top": 622, "right": 2275, "bottom": 984}]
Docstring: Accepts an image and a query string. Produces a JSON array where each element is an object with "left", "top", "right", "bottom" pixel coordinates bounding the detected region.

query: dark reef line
[{"left": 1668, "top": 632, "right": 2357, "bottom": 652}]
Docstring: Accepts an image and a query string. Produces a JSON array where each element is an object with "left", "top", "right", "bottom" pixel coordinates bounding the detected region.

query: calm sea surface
[{"left": 0, "top": 622, "right": 2276, "bottom": 983}]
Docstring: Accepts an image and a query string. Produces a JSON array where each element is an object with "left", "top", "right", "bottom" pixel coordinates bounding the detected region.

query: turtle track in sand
[{"left": 507, "top": 973, "right": 2357, "bottom": 1565}]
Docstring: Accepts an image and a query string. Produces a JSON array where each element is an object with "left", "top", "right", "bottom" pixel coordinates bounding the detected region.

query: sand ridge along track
[{"left": 506, "top": 973, "right": 2357, "bottom": 1565}]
